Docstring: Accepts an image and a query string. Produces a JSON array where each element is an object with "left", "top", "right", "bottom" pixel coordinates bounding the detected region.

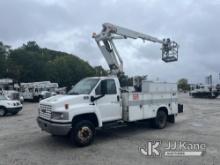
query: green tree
[
  {"left": 0, "top": 41, "right": 10, "bottom": 78},
  {"left": 7, "top": 48, "right": 48, "bottom": 82},
  {"left": 177, "top": 78, "right": 190, "bottom": 91},
  {"left": 22, "top": 41, "right": 40, "bottom": 51},
  {"left": 94, "top": 66, "right": 108, "bottom": 76},
  {"left": 6, "top": 41, "right": 96, "bottom": 88}
]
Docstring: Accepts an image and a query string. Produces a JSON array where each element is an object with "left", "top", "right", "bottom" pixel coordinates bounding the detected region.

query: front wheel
[
  {"left": 70, "top": 120, "right": 95, "bottom": 147},
  {"left": 0, "top": 107, "right": 7, "bottom": 117},
  {"left": 153, "top": 110, "right": 167, "bottom": 129}
]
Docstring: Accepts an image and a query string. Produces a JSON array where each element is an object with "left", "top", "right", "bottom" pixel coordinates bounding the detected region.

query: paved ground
[{"left": 0, "top": 93, "right": 220, "bottom": 165}]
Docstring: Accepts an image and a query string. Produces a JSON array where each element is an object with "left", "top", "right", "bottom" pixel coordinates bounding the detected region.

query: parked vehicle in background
[
  {"left": 20, "top": 81, "right": 58, "bottom": 102},
  {"left": 55, "top": 87, "right": 67, "bottom": 95},
  {"left": 0, "top": 95, "right": 22, "bottom": 116},
  {"left": 189, "top": 84, "right": 219, "bottom": 99},
  {"left": 3, "top": 90, "right": 24, "bottom": 103}
]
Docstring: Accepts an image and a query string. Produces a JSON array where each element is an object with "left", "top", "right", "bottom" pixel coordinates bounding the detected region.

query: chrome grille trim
[{"left": 39, "top": 104, "right": 52, "bottom": 120}]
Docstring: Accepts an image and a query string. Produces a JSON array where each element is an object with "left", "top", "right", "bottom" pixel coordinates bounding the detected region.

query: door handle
[{"left": 117, "top": 95, "right": 120, "bottom": 102}]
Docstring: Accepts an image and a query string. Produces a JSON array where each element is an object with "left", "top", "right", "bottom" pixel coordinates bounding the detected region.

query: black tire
[
  {"left": 33, "top": 96, "right": 38, "bottom": 102},
  {"left": 154, "top": 110, "right": 167, "bottom": 129},
  {"left": 33, "top": 96, "right": 42, "bottom": 102},
  {"left": 70, "top": 120, "right": 95, "bottom": 147},
  {"left": 0, "top": 107, "right": 7, "bottom": 117},
  {"left": 51, "top": 134, "right": 59, "bottom": 137}
]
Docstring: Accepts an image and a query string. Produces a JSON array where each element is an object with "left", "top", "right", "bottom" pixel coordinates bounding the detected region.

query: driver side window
[{"left": 95, "top": 79, "right": 117, "bottom": 95}]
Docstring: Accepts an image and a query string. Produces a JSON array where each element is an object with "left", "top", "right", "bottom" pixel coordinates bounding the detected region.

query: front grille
[{"left": 39, "top": 104, "right": 52, "bottom": 120}]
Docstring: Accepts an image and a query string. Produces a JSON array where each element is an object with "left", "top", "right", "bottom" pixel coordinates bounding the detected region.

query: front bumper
[
  {"left": 37, "top": 117, "right": 72, "bottom": 135},
  {"left": 6, "top": 107, "right": 22, "bottom": 113}
]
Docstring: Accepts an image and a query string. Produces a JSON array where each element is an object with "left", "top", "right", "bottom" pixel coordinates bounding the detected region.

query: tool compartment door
[{"left": 127, "top": 93, "right": 144, "bottom": 121}]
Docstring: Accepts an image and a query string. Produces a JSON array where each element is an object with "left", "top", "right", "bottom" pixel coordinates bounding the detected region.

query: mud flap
[{"left": 178, "top": 104, "right": 183, "bottom": 113}]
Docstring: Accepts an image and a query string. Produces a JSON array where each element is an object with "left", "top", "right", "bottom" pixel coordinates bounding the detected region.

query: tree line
[{"left": 0, "top": 41, "right": 107, "bottom": 88}]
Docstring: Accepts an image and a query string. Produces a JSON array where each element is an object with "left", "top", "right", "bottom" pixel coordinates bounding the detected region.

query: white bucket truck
[
  {"left": 20, "top": 81, "right": 58, "bottom": 102},
  {"left": 37, "top": 23, "right": 183, "bottom": 146}
]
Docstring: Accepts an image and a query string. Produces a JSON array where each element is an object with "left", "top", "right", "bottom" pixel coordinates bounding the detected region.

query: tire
[
  {"left": 33, "top": 97, "right": 38, "bottom": 102},
  {"left": 33, "top": 96, "right": 41, "bottom": 102},
  {"left": 70, "top": 120, "right": 95, "bottom": 147},
  {"left": 153, "top": 110, "right": 167, "bottom": 129},
  {"left": 51, "top": 134, "right": 58, "bottom": 137},
  {"left": 0, "top": 107, "right": 7, "bottom": 117}
]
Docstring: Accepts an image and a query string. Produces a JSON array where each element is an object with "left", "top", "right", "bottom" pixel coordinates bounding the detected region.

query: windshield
[
  {"left": 0, "top": 95, "right": 8, "bottom": 100},
  {"left": 68, "top": 78, "right": 100, "bottom": 95}
]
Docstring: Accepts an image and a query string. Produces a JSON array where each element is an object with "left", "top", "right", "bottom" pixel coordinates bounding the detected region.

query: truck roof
[{"left": 85, "top": 76, "right": 118, "bottom": 80}]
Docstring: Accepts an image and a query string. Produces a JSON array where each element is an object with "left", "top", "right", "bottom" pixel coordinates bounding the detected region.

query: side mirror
[
  {"left": 101, "top": 80, "right": 107, "bottom": 95},
  {"left": 90, "top": 96, "right": 95, "bottom": 102}
]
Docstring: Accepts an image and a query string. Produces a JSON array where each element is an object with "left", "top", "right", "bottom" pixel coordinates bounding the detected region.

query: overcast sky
[{"left": 0, "top": 0, "right": 220, "bottom": 83}]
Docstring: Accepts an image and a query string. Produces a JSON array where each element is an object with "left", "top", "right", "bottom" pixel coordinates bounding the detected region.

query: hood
[
  {"left": 40, "top": 94, "right": 90, "bottom": 106},
  {"left": 0, "top": 99, "right": 21, "bottom": 106},
  {"left": 4, "top": 100, "right": 20, "bottom": 104}
]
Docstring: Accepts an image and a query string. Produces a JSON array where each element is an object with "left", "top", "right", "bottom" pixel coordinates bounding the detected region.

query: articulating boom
[{"left": 93, "top": 23, "right": 179, "bottom": 75}]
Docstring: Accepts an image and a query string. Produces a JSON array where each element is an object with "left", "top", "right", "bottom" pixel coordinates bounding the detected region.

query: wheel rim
[
  {"left": 77, "top": 126, "right": 92, "bottom": 143},
  {"left": 0, "top": 109, "right": 5, "bottom": 116}
]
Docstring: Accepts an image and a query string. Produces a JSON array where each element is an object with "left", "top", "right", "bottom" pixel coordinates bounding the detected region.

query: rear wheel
[
  {"left": 33, "top": 96, "right": 42, "bottom": 102},
  {"left": 70, "top": 120, "right": 95, "bottom": 147},
  {"left": 154, "top": 110, "right": 167, "bottom": 129},
  {"left": 0, "top": 107, "right": 7, "bottom": 117}
]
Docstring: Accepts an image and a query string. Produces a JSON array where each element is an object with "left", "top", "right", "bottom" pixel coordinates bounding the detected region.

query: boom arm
[{"left": 93, "top": 23, "right": 179, "bottom": 75}]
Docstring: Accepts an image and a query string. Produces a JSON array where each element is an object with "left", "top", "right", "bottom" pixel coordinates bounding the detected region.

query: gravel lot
[{"left": 0, "top": 93, "right": 220, "bottom": 165}]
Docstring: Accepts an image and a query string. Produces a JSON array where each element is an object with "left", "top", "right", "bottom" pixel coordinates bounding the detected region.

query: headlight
[{"left": 51, "top": 112, "right": 69, "bottom": 120}]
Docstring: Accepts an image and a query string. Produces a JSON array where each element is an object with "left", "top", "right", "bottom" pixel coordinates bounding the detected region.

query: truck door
[{"left": 95, "top": 79, "right": 122, "bottom": 122}]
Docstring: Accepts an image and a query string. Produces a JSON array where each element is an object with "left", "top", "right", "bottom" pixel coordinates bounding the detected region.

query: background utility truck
[
  {"left": 37, "top": 23, "right": 183, "bottom": 147},
  {"left": 190, "top": 75, "right": 220, "bottom": 99},
  {"left": 20, "top": 81, "right": 58, "bottom": 102}
]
